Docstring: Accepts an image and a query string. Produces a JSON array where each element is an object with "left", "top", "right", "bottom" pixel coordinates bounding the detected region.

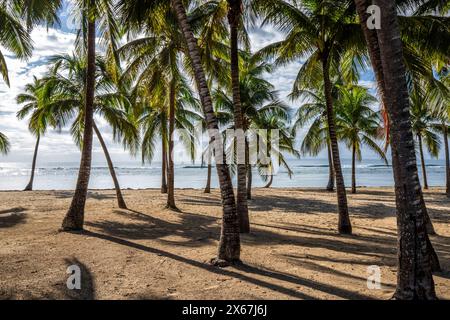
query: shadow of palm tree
[
  {"left": 0, "top": 207, "right": 27, "bottom": 228},
  {"left": 85, "top": 209, "right": 218, "bottom": 247},
  {"left": 80, "top": 230, "right": 371, "bottom": 299}
]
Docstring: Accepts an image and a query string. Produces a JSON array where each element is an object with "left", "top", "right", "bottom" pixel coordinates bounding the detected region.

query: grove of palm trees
[{"left": 0, "top": 0, "right": 449, "bottom": 302}]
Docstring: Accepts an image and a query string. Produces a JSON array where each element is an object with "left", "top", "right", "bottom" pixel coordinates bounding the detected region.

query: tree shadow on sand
[
  {"left": 0, "top": 207, "right": 27, "bottom": 228},
  {"left": 85, "top": 209, "right": 218, "bottom": 248},
  {"left": 79, "top": 229, "right": 372, "bottom": 299}
]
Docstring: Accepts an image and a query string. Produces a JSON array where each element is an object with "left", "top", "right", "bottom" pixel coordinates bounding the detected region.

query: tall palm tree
[
  {"left": 256, "top": 0, "right": 366, "bottom": 234},
  {"left": 292, "top": 87, "right": 334, "bottom": 192},
  {"left": 16, "top": 77, "right": 60, "bottom": 191},
  {"left": 47, "top": 53, "right": 137, "bottom": 210},
  {"left": 118, "top": 12, "right": 203, "bottom": 210},
  {"left": 138, "top": 77, "right": 201, "bottom": 196},
  {"left": 117, "top": 0, "right": 241, "bottom": 265},
  {"left": 61, "top": 0, "right": 122, "bottom": 230},
  {"left": 356, "top": 0, "right": 437, "bottom": 299},
  {"left": 214, "top": 56, "right": 297, "bottom": 197},
  {"left": 335, "top": 85, "right": 387, "bottom": 194},
  {"left": 227, "top": 0, "right": 249, "bottom": 233},
  {"left": 410, "top": 87, "right": 441, "bottom": 190},
  {"left": 171, "top": 0, "right": 241, "bottom": 265}
]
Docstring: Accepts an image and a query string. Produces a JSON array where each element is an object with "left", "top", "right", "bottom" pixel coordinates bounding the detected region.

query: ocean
[{"left": 0, "top": 158, "right": 447, "bottom": 191}]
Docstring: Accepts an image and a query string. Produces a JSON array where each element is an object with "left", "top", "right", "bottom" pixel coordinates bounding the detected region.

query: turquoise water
[{"left": 0, "top": 158, "right": 447, "bottom": 191}]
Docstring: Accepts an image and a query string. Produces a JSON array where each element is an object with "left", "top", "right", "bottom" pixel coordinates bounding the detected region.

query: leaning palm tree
[
  {"left": 410, "top": 87, "right": 441, "bottom": 190},
  {"left": 335, "top": 85, "right": 387, "bottom": 194},
  {"left": 171, "top": 0, "right": 241, "bottom": 265},
  {"left": 61, "top": 0, "right": 123, "bottom": 231},
  {"left": 292, "top": 86, "right": 334, "bottom": 192},
  {"left": 48, "top": 53, "right": 137, "bottom": 210},
  {"left": 16, "top": 77, "right": 62, "bottom": 191},
  {"left": 118, "top": 0, "right": 241, "bottom": 265},
  {"left": 355, "top": 0, "right": 437, "bottom": 299},
  {"left": 256, "top": 0, "right": 368, "bottom": 234}
]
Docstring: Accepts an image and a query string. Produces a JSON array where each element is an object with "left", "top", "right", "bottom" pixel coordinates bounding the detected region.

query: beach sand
[{"left": 0, "top": 187, "right": 449, "bottom": 300}]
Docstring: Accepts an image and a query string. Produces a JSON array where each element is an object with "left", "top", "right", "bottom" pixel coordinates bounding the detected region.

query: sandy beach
[{"left": 0, "top": 187, "right": 449, "bottom": 300}]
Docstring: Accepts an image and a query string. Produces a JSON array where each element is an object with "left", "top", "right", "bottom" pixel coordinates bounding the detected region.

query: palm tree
[
  {"left": 0, "top": 131, "right": 9, "bottom": 154},
  {"left": 137, "top": 77, "right": 201, "bottom": 197},
  {"left": 171, "top": 0, "right": 241, "bottom": 265},
  {"left": 118, "top": 12, "right": 204, "bottom": 210},
  {"left": 214, "top": 56, "right": 297, "bottom": 197},
  {"left": 0, "top": 0, "right": 34, "bottom": 154},
  {"left": 292, "top": 87, "right": 334, "bottom": 192},
  {"left": 410, "top": 87, "right": 441, "bottom": 190},
  {"left": 16, "top": 77, "right": 60, "bottom": 191},
  {"left": 0, "top": 1, "right": 33, "bottom": 86},
  {"left": 61, "top": 0, "right": 122, "bottom": 230},
  {"left": 226, "top": 0, "right": 249, "bottom": 233},
  {"left": 256, "top": 0, "right": 366, "bottom": 234},
  {"left": 357, "top": 0, "right": 437, "bottom": 299},
  {"left": 335, "top": 85, "right": 387, "bottom": 194},
  {"left": 47, "top": 53, "right": 137, "bottom": 211}
]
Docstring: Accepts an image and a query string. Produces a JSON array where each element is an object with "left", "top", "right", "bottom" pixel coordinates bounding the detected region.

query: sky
[{"left": 0, "top": 1, "right": 441, "bottom": 167}]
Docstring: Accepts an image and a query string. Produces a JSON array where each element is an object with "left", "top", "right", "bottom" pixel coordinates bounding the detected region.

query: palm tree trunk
[
  {"left": 204, "top": 163, "right": 212, "bottom": 193},
  {"left": 161, "top": 139, "right": 168, "bottom": 194},
  {"left": 172, "top": 0, "right": 240, "bottom": 265},
  {"left": 228, "top": 0, "right": 249, "bottom": 234},
  {"left": 166, "top": 78, "right": 177, "bottom": 210},
  {"left": 264, "top": 171, "right": 273, "bottom": 189},
  {"left": 351, "top": 143, "right": 357, "bottom": 194},
  {"left": 443, "top": 123, "right": 450, "bottom": 198},
  {"left": 93, "top": 122, "right": 127, "bottom": 209},
  {"left": 418, "top": 134, "right": 429, "bottom": 190},
  {"left": 322, "top": 57, "right": 352, "bottom": 235},
  {"left": 247, "top": 165, "right": 253, "bottom": 199},
  {"left": 368, "top": 0, "right": 436, "bottom": 299},
  {"left": 354, "top": 0, "right": 389, "bottom": 145},
  {"left": 245, "top": 138, "right": 252, "bottom": 199},
  {"left": 205, "top": 137, "right": 213, "bottom": 193},
  {"left": 61, "top": 19, "right": 96, "bottom": 231},
  {"left": 24, "top": 134, "right": 40, "bottom": 191},
  {"left": 326, "top": 140, "right": 335, "bottom": 192}
]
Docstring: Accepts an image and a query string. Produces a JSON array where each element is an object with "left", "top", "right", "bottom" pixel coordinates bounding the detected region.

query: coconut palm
[
  {"left": 61, "top": 0, "right": 123, "bottom": 231},
  {"left": 291, "top": 86, "right": 335, "bottom": 192},
  {"left": 138, "top": 76, "right": 202, "bottom": 196},
  {"left": 214, "top": 56, "right": 297, "bottom": 197},
  {"left": 47, "top": 53, "right": 138, "bottom": 210},
  {"left": 117, "top": 0, "right": 241, "bottom": 264},
  {"left": 335, "top": 85, "right": 387, "bottom": 194},
  {"left": 0, "top": 131, "right": 9, "bottom": 154},
  {"left": 355, "top": 0, "right": 437, "bottom": 299},
  {"left": 256, "top": 0, "right": 367, "bottom": 234},
  {"left": 252, "top": 113, "right": 298, "bottom": 190},
  {"left": 16, "top": 77, "right": 62, "bottom": 191},
  {"left": 410, "top": 87, "right": 441, "bottom": 190},
  {"left": 226, "top": 0, "right": 250, "bottom": 233},
  {"left": 118, "top": 12, "right": 201, "bottom": 210},
  {"left": 0, "top": 1, "right": 33, "bottom": 86},
  {"left": 171, "top": 0, "right": 241, "bottom": 265}
]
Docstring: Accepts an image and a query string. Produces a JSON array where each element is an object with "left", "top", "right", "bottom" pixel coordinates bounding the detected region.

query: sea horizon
[{"left": 0, "top": 158, "right": 446, "bottom": 191}]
